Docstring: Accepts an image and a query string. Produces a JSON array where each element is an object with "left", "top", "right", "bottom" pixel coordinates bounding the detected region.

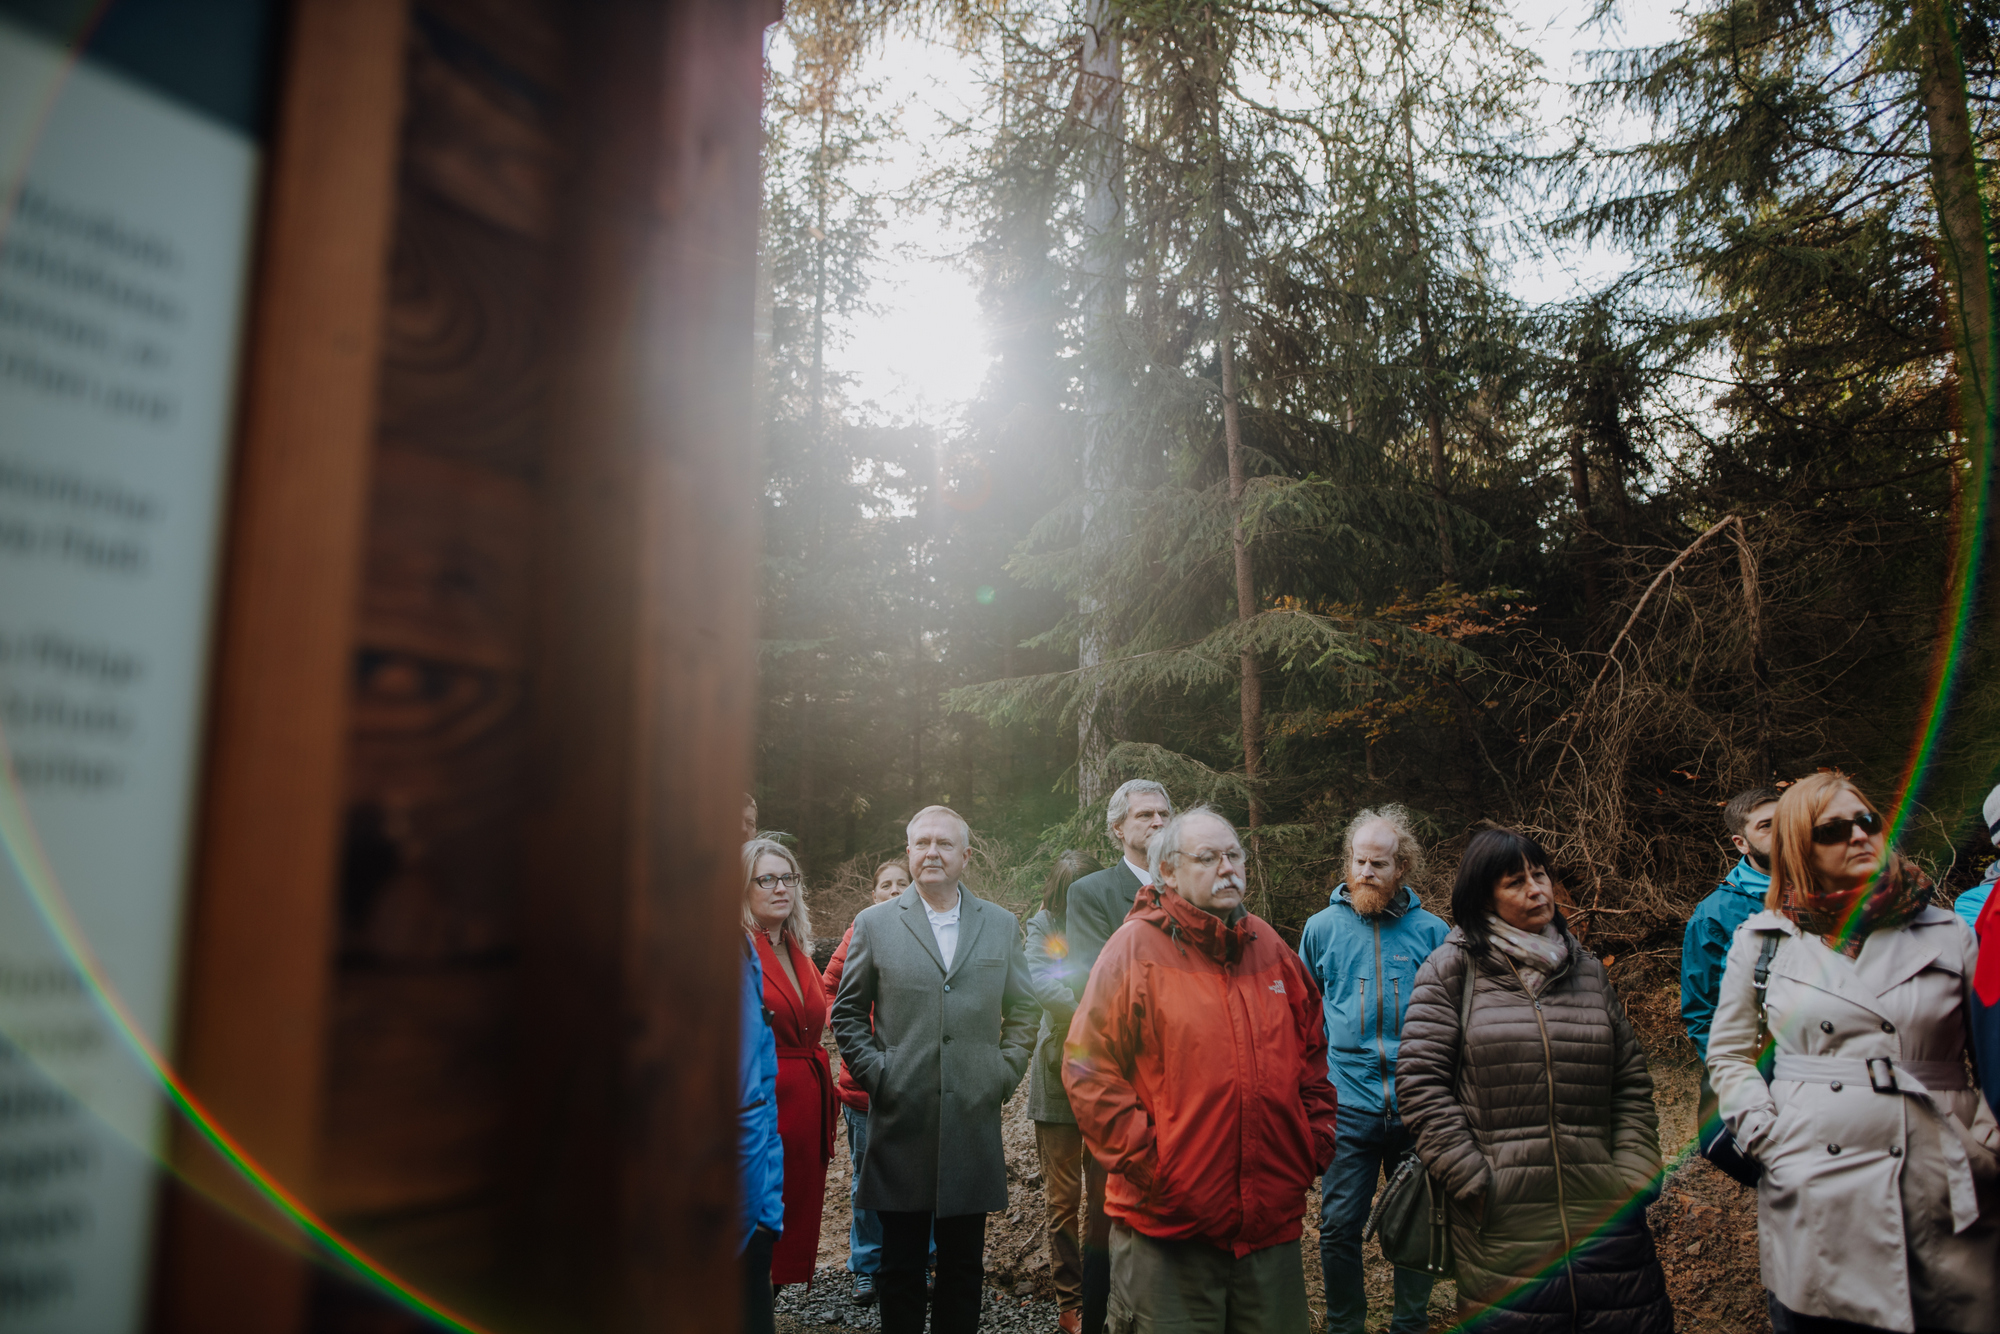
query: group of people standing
[{"left": 737, "top": 772, "right": 2000, "bottom": 1334}]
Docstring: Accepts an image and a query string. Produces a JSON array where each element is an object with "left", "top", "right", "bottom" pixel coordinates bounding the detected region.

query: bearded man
[{"left": 1295, "top": 806, "right": 1448, "bottom": 1334}]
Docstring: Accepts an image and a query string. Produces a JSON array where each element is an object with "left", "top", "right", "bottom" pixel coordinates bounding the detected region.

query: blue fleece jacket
[
  {"left": 1296, "top": 884, "right": 1449, "bottom": 1117},
  {"left": 739, "top": 938, "right": 784, "bottom": 1250},
  {"left": 1680, "top": 857, "right": 1770, "bottom": 1060}
]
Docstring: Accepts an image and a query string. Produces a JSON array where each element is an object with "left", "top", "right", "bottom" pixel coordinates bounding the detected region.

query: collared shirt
[
  {"left": 1124, "top": 856, "right": 1152, "bottom": 887},
  {"left": 926, "top": 888, "right": 963, "bottom": 970}
]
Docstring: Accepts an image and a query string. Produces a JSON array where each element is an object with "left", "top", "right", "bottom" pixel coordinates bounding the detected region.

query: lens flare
[{"left": 0, "top": 732, "right": 492, "bottom": 1332}]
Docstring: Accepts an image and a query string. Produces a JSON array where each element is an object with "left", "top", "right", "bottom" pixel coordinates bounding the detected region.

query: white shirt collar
[
  {"left": 1124, "top": 856, "right": 1152, "bottom": 887},
  {"left": 922, "top": 887, "right": 962, "bottom": 922}
]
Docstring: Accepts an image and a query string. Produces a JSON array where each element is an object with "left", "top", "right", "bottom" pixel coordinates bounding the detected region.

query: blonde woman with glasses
[
  {"left": 743, "top": 837, "right": 835, "bottom": 1293},
  {"left": 1707, "top": 772, "right": 1999, "bottom": 1334}
]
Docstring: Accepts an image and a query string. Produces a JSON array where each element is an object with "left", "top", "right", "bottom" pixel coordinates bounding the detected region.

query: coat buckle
[{"left": 1866, "top": 1057, "right": 1897, "bottom": 1093}]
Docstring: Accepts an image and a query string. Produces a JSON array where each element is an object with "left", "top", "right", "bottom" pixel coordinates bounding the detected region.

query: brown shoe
[{"left": 1057, "top": 1312, "right": 1081, "bottom": 1334}]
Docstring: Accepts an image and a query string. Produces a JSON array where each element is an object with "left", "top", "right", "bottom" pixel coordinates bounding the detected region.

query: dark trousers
[
  {"left": 740, "top": 1224, "right": 777, "bottom": 1334},
  {"left": 1081, "top": 1149, "right": 1112, "bottom": 1333},
  {"left": 880, "top": 1209, "right": 986, "bottom": 1334},
  {"left": 1319, "top": 1109, "right": 1432, "bottom": 1334}
]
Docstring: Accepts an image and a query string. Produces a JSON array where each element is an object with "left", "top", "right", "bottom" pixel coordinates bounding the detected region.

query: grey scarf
[{"left": 1485, "top": 916, "right": 1568, "bottom": 996}]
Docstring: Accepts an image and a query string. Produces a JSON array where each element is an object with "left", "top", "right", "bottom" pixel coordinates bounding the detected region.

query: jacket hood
[
  {"left": 1130, "top": 882, "right": 1252, "bottom": 966},
  {"left": 1721, "top": 856, "right": 1772, "bottom": 900},
  {"left": 1330, "top": 882, "right": 1418, "bottom": 918}
]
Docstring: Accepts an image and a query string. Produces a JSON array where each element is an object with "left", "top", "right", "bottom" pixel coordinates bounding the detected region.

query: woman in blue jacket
[{"left": 739, "top": 936, "right": 784, "bottom": 1334}]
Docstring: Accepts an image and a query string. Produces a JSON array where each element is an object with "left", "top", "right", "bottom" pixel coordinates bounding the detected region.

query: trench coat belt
[
  {"left": 1770, "top": 1054, "right": 1980, "bottom": 1233},
  {"left": 1770, "top": 1055, "right": 1968, "bottom": 1091},
  {"left": 776, "top": 1042, "right": 838, "bottom": 1161}
]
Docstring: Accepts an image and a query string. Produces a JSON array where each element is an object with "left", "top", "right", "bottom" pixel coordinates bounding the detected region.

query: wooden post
[
  {"left": 504, "top": 0, "right": 775, "bottom": 1329},
  {"left": 153, "top": 2, "right": 408, "bottom": 1330}
]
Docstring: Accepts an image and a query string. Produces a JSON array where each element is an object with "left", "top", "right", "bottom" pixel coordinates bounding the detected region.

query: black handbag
[{"left": 1362, "top": 949, "right": 1478, "bottom": 1277}]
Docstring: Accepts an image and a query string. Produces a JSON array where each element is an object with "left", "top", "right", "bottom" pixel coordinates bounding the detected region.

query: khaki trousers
[
  {"left": 1106, "top": 1222, "right": 1309, "bottom": 1334},
  {"left": 1035, "top": 1121, "right": 1086, "bottom": 1312}
]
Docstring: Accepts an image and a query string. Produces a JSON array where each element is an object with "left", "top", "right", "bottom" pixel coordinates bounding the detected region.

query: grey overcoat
[{"left": 832, "top": 883, "right": 1040, "bottom": 1216}]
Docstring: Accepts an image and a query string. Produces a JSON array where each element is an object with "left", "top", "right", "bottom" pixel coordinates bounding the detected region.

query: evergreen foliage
[{"left": 753, "top": 0, "right": 2000, "bottom": 947}]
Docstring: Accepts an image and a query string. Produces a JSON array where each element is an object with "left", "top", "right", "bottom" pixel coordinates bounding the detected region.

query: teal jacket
[
  {"left": 1953, "top": 860, "right": 1996, "bottom": 931},
  {"left": 1679, "top": 857, "right": 1770, "bottom": 1060},
  {"left": 1296, "top": 884, "right": 1449, "bottom": 1117}
]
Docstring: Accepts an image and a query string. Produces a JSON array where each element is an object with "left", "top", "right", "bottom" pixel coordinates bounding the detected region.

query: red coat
[
  {"left": 1064, "top": 884, "right": 1338, "bottom": 1257},
  {"left": 753, "top": 930, "right": 835, "bottom": 1284},
  {"left": 820, "top": 924, "right": 869, "bottom": 1113}
]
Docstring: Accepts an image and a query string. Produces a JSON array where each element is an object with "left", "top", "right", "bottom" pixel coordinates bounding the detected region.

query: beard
[{"left": 1349, "top": 881, "right": 1394, "bottom": 916}]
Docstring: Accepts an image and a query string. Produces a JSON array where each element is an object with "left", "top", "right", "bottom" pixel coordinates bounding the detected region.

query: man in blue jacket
[
  {"left": 740, "top": 935, "right": 785, "bottom": 1334},
  {"left": 1297, "top": 806, "right": 1447, "bottom": 1334},
  {"left": 1680, "top": 786, "right": 1777, "bottom": 1185},
  {"left": 1952, "top": 783, "right": 2000, "bottom": 930},
  {"left": 1681, "top": 787, "right": 1779, "bottom": 1060}
]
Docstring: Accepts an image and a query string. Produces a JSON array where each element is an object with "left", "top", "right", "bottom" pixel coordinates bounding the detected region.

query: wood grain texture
[
  {"left": 154, "top": 2, "right": 410, "bottom": 1331},
  {"left": 306, "top": 8, "right": 563, "bottom": 1327},
  {"left": 502, "top": 1, "right": 776, "bottom": 1329}
]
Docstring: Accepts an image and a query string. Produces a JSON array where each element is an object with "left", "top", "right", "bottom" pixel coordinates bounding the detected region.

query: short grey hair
[
  {"left": 1343, "top": 805, "right": 1424, "bottom": 882},
  {"left": 1147, "top": 805, "right": 1237, "bottom": 884},
  {"left": 906, "top": 804, "right": 971, "bottom": 843},
  {"left": 1106, "top": 779, "right": 1172, "bottom": 841},
  {"left": 741, "top": 837, "right": 812, "bottom": 948}
]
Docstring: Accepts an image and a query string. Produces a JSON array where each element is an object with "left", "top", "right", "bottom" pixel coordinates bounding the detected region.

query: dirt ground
[{"left": 791, "top": 976, "right": 1769, "bottom": 1333}]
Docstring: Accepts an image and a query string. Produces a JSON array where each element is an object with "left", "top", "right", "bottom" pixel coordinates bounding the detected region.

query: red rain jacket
[{"left": 1064, "top": 883, "right": 1339, "bottom": 1257}]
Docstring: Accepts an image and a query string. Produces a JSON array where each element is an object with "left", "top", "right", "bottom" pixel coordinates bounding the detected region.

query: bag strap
[{"left": 1751, "top": 929, "right": 1781, "bottom": 1081}]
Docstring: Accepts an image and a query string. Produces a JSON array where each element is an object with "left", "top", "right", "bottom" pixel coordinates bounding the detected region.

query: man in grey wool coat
[{"left": 833, "top": 805, "right": 1040, "bottom": 1334}]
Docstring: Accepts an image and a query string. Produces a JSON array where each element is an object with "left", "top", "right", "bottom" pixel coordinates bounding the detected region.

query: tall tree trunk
[
  {"left": 1402, "top": 83, "right": 1453, "bottom": 582},
  {"left": 1076, "top": 0, "right": 1124, "bottom": 810},
  {"left": 1914, "top": 0, "right": 1999, "bottom": 810},
  {"left": 1567, "top": 431, "right": 1603, "bottom": 628},
  {"left": 1917, "top": 0, "right": 1996, "bottom": 465},
  {"left": 1207, "top": 32, "right": 1261, "bottom": 829},
  {"left": 1219, "top": 296, "right": 1262, "bottom": 828}
]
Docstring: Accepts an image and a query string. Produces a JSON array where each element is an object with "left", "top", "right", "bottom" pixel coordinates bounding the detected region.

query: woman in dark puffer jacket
[{"left": 1398, "top": 829, "right": 1672, "bottom": 1334}]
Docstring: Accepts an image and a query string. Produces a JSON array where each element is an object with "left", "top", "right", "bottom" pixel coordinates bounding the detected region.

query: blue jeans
[
  {"left": 1319, "top": 1107, "right": 1432, "bottom": 1334},
  {"left": 844, "top": 1106, "right": 882, "bottom": 1274}
]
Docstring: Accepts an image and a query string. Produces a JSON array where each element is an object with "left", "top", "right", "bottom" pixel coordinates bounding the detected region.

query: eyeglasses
[
  {"left": 753, "top": 872, "right": 803, "bottom": 890},
  {"left": 1810, "top": 811, "right": 1882, "bottom": 845},
  {"left": 1180, "top": 848, "right": 1247, "bottom": 869}
]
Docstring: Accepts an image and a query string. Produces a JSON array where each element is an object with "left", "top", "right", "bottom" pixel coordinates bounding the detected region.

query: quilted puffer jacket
[{"left": 1397, "top": 925, "right": 1672, "bottom": 1334}]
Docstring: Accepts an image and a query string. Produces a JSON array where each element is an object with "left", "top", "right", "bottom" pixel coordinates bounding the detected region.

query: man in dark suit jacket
[
  {"left": 1059, "top": 779, "right": 1173, "bottom": 1334},
  {"left": 833, "top": 805, "right": 1039, "bottom": 1334}
]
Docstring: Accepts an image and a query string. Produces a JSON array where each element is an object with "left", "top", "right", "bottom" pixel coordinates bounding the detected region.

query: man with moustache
[
  {"left": 1062, "top": 779, "right": 1174, "bottom": 1333},
  {"left": 1296, "top": 806, "right": 1447, "bottom": 1334},
  {"left": 1066, "top": 807, "right": 1338, "bottom": 1333},
  {"left": 832, "top": 806, "right": 1039, "bottom": 1334},
  {"left": 1680, "top": 785, "right": 1778, "bottom": 1184}
]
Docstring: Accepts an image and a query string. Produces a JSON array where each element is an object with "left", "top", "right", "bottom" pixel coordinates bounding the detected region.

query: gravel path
[{"left": 775, "top": 1265, "right": 1064, "bottom": 1332}]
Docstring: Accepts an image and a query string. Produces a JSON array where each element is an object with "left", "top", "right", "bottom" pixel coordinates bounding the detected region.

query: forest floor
[{"left": 779, "top": 977, "right": 1768, "bottom": 1334}]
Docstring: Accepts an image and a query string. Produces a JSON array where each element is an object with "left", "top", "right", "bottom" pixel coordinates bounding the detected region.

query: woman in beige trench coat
[{"left": 1709, "top": 772, "right": 2000, "bottom": 1334}]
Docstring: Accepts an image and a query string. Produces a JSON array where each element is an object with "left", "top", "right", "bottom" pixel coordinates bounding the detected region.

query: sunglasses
[{"left": 1810, "top": 810, "right": 1883, "bottom": 845}]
